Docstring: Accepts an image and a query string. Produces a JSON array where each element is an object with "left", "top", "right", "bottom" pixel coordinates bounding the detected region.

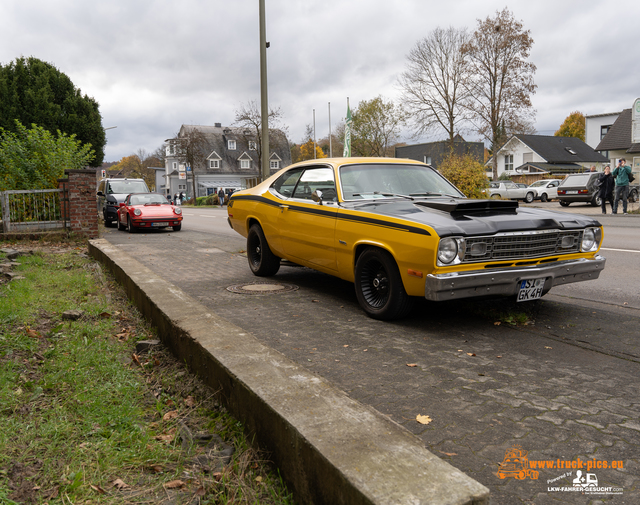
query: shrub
[{"left": 438, "top": 154, "right": 489, "bottom": 199}]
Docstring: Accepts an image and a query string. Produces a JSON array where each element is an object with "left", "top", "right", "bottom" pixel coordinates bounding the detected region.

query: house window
[
  {"left": 600, "top": 125, "right": 611, "bottom": 140},
  {"left": 270, "top": 160, "right": 280, "bottom": 170},
  {"left": 504, "top": 154, "right": 513, "bottom": 171},
  {"left": 228, "top": 140, "right": 236, "bottom": 150},
  {"left": 209, "top": 160, "right": 219, "bottom": 169},
  {"left": 240, "top": 159, "right": 250, "bottom": 169},
  {"left": 172, "top": 162, "right": 177, "bottom": 170},
  {"left": 178, "top": 184, "right": 186, "bottom": 190},
  {"left": 249, "top": 141, "right": 257, "bottom": 150}
]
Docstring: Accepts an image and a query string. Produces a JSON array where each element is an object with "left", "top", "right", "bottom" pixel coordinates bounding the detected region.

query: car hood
[
  {"left": 129, "top": 204, "right": 177, "bottom": 217},
  {"left": 339, "top": 198, "right": 600, "bottom": 238}
]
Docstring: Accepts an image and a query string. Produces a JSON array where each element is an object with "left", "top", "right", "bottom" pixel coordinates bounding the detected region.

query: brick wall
[{"left": 58, "top": 169, "right": 99, "bottom": 238}]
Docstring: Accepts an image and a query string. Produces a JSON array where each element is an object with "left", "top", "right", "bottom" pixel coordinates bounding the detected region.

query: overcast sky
[{"left": 2, "top": 0, "right": 639, "bottom": 162}]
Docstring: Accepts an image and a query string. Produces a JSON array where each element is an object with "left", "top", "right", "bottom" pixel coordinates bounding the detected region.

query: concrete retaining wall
[{"left": 89, "top": 238, "right": 490, "bottom": 505}]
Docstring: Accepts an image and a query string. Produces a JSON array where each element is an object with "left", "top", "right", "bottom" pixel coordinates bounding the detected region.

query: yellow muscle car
[{"left": 227, "top": 158, "right": 605, "bottom": 320}]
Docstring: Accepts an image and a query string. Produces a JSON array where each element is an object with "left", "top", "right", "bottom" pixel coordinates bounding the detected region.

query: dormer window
[
  {"left": 228, "top": 140, "right": 236, "bottom": 150},
  {"left": 249, "top": 141, "right": 257, "bottom": 150},
  {"left": 240, "top": 159, "right": 250, "bottom": 169},
  {"left": 210, "top": 160, "right": 220, "bottom": 169},
  {"left": 565, "top": 147, "right": 577, "bottom": 155}
]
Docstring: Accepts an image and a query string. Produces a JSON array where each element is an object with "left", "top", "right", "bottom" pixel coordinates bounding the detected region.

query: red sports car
[{"left": 117, "top": 193, "right": 183, "bottom": 232}]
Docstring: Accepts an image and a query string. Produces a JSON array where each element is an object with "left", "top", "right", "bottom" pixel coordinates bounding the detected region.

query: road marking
[{"left": 601, "top": 247, "right": 640, "bottom": 253}]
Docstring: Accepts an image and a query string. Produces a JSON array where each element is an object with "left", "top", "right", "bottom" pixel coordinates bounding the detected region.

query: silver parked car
[
  {"left": 528, "top": 179, "right": 561, "bottom": 202},
  {"left": 482, "top": 181, "right": 536, "bottom": 203}
]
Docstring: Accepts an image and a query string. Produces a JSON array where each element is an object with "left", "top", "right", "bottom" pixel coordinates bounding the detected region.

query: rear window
[{"left": 560, "top": 175, "right": 590, "bottom": 186}]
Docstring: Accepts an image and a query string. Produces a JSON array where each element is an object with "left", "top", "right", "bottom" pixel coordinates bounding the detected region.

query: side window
[
  {"left": 292, "top": 168, "right": 336, "bottom": 201},
  {"left": 272, "top": 169, "right": 304, "bottom": 198}
]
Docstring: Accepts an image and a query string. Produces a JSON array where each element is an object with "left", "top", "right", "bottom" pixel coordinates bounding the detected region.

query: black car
[
  {"left": 557, "top": 173, "right": 601, "bottom": 207},
  {"left": 97, "top": 178, "right": 150, "bottom": 226}
]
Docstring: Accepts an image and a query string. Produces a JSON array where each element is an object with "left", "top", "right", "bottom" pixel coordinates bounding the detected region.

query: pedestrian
[
  {"left": 180, "top": 191, "right": 185, "bottom": 205},
  {"left": 218, "top": 188, "right": 225, "bottom": 207},
  {"left": 612, "top": 158, "right": 632, "bottom": 214},
  {"left": 597, "top": 165, "right": 615, "bottom": 214},
  {"left": 175, "top": 192, "right": 181, "bottom": 206},
  {"left": 590, "top": 166, "right": 596, "bottom": 172}
]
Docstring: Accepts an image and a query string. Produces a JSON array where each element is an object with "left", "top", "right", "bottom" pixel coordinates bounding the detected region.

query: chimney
[{"left": 215, "top": 123, "right": 222, "bottom": 128}]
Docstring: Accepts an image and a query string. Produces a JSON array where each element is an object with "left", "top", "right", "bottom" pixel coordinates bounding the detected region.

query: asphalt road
[{"left": 102, "top": 203, "right": 640, "bottom": 504}]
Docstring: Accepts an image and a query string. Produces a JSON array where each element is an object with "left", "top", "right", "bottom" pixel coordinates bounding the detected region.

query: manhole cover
[{"left": 226, "top": 282, "right": 299, "bottom": 295}]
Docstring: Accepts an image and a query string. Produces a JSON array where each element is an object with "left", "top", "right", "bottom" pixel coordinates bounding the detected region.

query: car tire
[
  {"left": 127, "top": 216, "right": 136, "bottom": 233},
  {"left": 173, "top": 224, "right": 182, "bottom": 231},
  {"left": 559, "top": 200, "right": 570, "bottom": 207},
  {"left": 247, "top": 224, "right": 280, "bottom": 276},
  {"left": 117, "top": 218, "right": 126, "bottom": 231},
  {"left": 354, "top": 247, "right": 414, "bottom": 321},
  {"left": 592, "top": 195, "right": 602, "bottom": 207},
  {"left": 524, "top": 192, "right": 534, "bottom": 204},
  {"left": 540, "top": 193, "right": 548, "bottom": 202}
]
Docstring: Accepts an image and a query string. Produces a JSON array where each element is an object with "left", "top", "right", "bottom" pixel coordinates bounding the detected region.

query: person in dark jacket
[{"left": 598, "top": 165, "right": 615, "bottom": 214}]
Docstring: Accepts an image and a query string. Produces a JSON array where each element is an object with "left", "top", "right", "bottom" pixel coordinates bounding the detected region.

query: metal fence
[{"left": 0, "top": 188, "right": 68, "bottom": 233}]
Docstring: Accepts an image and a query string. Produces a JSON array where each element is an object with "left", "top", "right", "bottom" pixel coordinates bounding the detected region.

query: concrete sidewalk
[{"left": 89, "top": 238, "right": 489, "bottom": 505}]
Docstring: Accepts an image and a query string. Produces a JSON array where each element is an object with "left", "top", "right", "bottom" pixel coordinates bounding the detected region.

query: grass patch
[{"left": 0, "top": 245, "right": 294, "bottom": 504}]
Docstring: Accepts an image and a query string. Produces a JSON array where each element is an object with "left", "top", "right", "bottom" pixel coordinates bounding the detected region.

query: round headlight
[
  {"left": 174, "top": 207, "right": 182, "bottom": 215},
  {"left": 581, "top": 227, "right": 601, "bottom": 252},
  {"left": 438, "top": 238, "right": 459, "bottom": 264},
  {"left": 134, "top": 208, "right": 142, "bottom": 216}
]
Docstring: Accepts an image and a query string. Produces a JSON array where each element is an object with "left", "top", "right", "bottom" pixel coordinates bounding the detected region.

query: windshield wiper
[
  {"left": 352, "top": 192, "right": 414, "bottom": 200},
  {"left": 409, "top": 192, "right": 458, "bottom": 198}
]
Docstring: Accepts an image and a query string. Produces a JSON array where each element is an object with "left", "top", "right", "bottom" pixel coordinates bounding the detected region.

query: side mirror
[
  {"left": 119, "top": 202, "right": 126, "bottom": 207},
  {"left": 97, "top": 191, "right": 104, "bottom": 197},
  {"left": 311, "top": 190, "right": 324, "bottom": 205}
]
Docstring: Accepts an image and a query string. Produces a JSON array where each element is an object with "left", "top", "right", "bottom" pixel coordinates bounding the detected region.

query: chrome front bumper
[{"left": 424, "top": 255, "right": 606, "bottom": 302}]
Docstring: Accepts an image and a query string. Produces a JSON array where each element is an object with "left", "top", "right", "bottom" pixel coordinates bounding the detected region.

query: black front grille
[{"left": 464, "top": 230, "right": 583, "bottom": 263}]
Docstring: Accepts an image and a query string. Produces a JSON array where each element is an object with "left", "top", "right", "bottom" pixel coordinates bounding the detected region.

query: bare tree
[
  {"left": 234, "top": 100, "right": 289, "bottom": 178},
  {"left": 462, "top": 8, "right": 537, "bottom": 179},
  {"left": 398, "top": 27, "right": 472, "bottom": 147},
  {"left": 174, "top": 127, "right": 208, "bottom": 200}
]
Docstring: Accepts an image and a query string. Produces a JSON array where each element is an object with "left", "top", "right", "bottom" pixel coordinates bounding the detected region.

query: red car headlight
[
  {"left": 174, "top": 207, "right": 182, "bottom": 215},
  {"left": 134, "top": 208, "right": 142, "bottom": 216}
]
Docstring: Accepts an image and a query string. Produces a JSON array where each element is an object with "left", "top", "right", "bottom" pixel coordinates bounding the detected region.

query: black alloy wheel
[
  {"left": 247, "top": 224, "right": 280, "bottom": 276},
  {"left": 354, "top": 247, "right": 414, "bottom": 320},
  {"left": 127, "top": 216, "right": 136, "bottom": 233},
  {"left": 540, "top": 193, "right": 548, "bottom": 202}
]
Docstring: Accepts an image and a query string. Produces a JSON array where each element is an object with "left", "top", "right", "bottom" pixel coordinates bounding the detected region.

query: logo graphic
[
  {"left": 497, "top": 445, "right": 539, "bottom": 480},
  {"left": 573, "top": 470, "right": 598, "bottom": 488}
]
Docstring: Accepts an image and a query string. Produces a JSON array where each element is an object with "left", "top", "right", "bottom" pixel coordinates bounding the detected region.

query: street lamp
[{"left": 259, "top": 0, "right": 270, "bottom": 182}]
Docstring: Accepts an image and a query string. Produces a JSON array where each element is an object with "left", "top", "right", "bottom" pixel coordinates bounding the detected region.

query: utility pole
[{"left": 259, "top": 0, "right": 270, "bottom": 182}]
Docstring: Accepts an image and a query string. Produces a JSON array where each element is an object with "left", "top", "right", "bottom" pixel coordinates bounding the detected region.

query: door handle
[{"left": 279, "top": 205, "right": 289, "bottom": 211}]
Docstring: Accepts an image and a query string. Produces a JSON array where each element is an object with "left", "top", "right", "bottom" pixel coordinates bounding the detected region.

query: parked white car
[
  {"left": 528, "top": 179, "right": 561, "bottom": 202},
  {"left": 482, "top": 181, "right": 536, "bottom": 203}
]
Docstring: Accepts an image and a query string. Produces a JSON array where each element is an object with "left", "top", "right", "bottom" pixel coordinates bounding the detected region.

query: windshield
[
  {"left": 129, "top": 194, "right": 168, "bottom": 205},
  {"left": 560, "top": 175, "right": 591, "bottom": 186},
  {"left": 339, "top": 163, "right": 464, "bottom": 200},
  {"left": 108, "top": 180, "right": 149, "bottom": 194},
  {"left": 529, "top": 180, "right": 547, "bottom": 187}
]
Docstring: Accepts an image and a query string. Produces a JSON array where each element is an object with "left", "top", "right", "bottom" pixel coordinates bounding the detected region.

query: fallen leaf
[
  {"left": 544, "top": 346, "right": 552, "bottom": 349},
  {"left": 343, "top": 345, "right": 349, "bottom": 348},
  {"left": 164, "top": 480, "right": 185, "bottom": 489},
  {"left": 496, "top": 355, "right": 502, "bottom": 358},
  {"left": 212, "top": 472, "right": 223, "bottom": 482},
  {"left": 467, "top": 353, "right": 476, "bottom": 357},
  {"left": 416, "top": 414, "right": 432, "bottom": 425},
  {"left": 184, "top": 396, "right": 196, "bottom": 407},
  {"left": 131, "top": 354, "right": 142, "bottom": 366},
  {"left": 163, "top": 410, "right": 179, "bottom": 421},
  {"left": 99, "top": 312, "right": 111, "bottom": 319},
  {"left": 195, "top": 486, "right": 206, "bottom": 496},
  {"left": 26, "top": 328, "right": 41, "bottom": 339},
  {"left": 312, "top": 299, "right": 319, "bottom": 303},
  {"left": 90, "top": 484, "right": 106, "bottom": 494},
  {"left": 439, "top": 451, "right": 458, "bottom": 456},
  {"left": 113, "top": 478, "right": 129, "bottom": 490},
  {"left": 406, "top": 363, "right": 418, "bottom": 367},
  {"left": 150, "top": 465, "right": 164, "bottom": 473},
  {"left": 494, "top": 321, "right": 501, "bottom": 326},
  {"left": 457, "top": 349, "right": 464, "bottom": 352},
  {"left": 255, "top": 476, "right": 263, "bottom": 483}
]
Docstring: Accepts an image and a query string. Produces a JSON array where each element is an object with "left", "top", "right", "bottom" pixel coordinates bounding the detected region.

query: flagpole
[
  {"left": 328, "top": 102, "right": 332, "bottom": 158},
  {"left": 343, "top": 97, "right": 351, "bottom": 158},
  {"left": 313, "top": 109, "right": 316, "bottom": 159}
]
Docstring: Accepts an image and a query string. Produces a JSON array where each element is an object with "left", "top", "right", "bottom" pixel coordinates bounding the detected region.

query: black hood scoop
[{"left": 414, "top": 199, "right": 518, "bottom": 216}]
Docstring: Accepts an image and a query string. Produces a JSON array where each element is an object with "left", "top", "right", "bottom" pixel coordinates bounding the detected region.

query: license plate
[
  {"left": 517, "top": 278, "right": 545, "bottom": 302},
  {"left": 152, "top": 222, "right": 169, "bottom": 227},
  {"left": 566, "top": 190, "right": 578, "bottom": 194}
]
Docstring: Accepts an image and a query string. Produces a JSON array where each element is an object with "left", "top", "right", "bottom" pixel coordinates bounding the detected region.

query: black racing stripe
[{"left": 230, "top": 194, "right": 431, "bottom": 236}]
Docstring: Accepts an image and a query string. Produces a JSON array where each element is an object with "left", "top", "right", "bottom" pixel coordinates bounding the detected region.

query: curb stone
[{"left": 89, "top": 238, "right": 489, "bottom": 505}]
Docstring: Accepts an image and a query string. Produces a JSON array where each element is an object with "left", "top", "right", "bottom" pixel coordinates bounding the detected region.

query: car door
[
  {"left": 277, "top": 166, "right": 338, "bottom": 272},
  {"left": 547, "top": 180, "right": 559, "bottom": 199},
  {"left": 503, "top": 182, "right": 521, "bottom": 200}
]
